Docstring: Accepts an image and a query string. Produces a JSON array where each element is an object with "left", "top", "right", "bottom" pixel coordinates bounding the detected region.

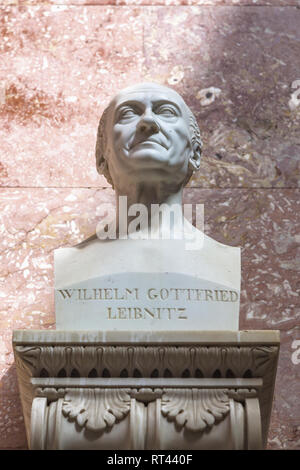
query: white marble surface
[
  {"left": 55, "top": 236, "right": 240, "bottom": 331},
  {"left": 12, "top": 329, "right": 280, "bottom": 345}
]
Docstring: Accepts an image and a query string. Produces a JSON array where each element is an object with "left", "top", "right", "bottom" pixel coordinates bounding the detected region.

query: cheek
[
  {"left": 113, "top": 126, "right": 124, "bottom": 142},
  {"left": 170, "top": 126, "right": 192, "bottom": 153},
  {"left": 178, "top": 124, "right": 192, "bottom": 143},
  {"left": 113, "top": 125, "right": 135, "bottom": 148}
]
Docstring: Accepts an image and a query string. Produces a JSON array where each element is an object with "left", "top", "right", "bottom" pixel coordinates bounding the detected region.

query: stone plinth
[{"left": 13, "top": 330, "right": 279, "bottom": 450}]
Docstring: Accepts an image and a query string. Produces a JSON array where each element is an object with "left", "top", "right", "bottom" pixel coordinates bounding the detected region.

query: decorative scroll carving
[
  {"left": 130, "top": 388, "right": 163, "bottom": 403},
  {"left": 35, "top": 387, "right": 66, "bottom": 402},
  {"left": 62, "top": 388, "right": 131, "bottom": 432},
  {"left": 227, "top": 388, "right": 257, "bottom": 402},
  {"left": 161, "top": 388, "right": 230, "bottom": 432}
]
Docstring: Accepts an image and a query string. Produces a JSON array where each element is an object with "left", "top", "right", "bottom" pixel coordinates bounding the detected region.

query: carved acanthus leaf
[
  {"left": 65, "top": 346, "right": 99, "bottom": 376},
  {"left": 163, "top": 347, "right": 191, "bottom": 376},
  {"left": 225, "top": 347, "right": 253, "bottom": 377},
  {"left": 192, "top": 347, "right": 224, "bottom": 377},
  {"left": 161, "top": 388, "right": 230, "bottom": 432},
  {"left": 62, "top": 388, "right": 131, "bottom": 431},
  {"left": 252, "top": 347, "right": 277, "bottom": 375},
  {"left": 39, "top": 346, "right": 67, "bottom": 376},
  {"left": 15, "top": 346, "right": 41, "bottom": 374}
]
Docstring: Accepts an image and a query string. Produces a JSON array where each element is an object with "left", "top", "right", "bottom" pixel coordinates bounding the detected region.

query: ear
[{"left": 188, "top": 143, "right": 201, "bottom": 172}]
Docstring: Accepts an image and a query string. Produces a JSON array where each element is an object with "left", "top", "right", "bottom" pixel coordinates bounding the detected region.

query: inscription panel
[{"left": 55, "top": 273, "right": 240, "bottom": 330}]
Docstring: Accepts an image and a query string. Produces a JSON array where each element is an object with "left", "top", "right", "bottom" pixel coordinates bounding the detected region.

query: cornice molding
[{"left": 15, "top": 344, "right": 277, "bottom": 379}]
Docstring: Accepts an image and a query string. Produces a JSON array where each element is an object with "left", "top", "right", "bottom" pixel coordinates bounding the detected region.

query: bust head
[{"left": 95, "top": 83, "right": 202, "bottom": 192}]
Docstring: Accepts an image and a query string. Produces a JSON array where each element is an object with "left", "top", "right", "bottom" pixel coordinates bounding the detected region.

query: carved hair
[{"left": 95, "top": 99, "right": 202, "bottom": 188}]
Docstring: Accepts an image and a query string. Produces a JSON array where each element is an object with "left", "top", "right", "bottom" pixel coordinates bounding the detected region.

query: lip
[{"left": 132, "top": 139, "right": 167, "bottom": 150}]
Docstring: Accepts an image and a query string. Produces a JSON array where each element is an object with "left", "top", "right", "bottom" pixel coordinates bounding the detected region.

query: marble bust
[
  {"left": 95, "top": 82, "right": 202, "bottom": 239},
  {"left": 54, "top": 83, "right": 240, "bottom": 331}
]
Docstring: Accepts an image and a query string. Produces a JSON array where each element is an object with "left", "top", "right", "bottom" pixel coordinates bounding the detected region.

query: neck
[{"left": 115, "top": 182, "right": 184, "bottom": 237}]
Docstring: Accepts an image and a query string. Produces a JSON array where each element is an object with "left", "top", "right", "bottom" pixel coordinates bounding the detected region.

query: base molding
[{"left": 13, "top": 330, "right": 279, "bottom": 450}]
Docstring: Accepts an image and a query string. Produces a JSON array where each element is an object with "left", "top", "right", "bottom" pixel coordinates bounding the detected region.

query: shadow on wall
[
  {"left": 0, "top": 363, "right": 28, "bottom": 449},
  {"left": 143, "top": 6, "right": 300, "bottom": 190}
]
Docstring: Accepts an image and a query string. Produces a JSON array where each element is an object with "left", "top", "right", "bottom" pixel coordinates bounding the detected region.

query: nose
[{"left": 137, "top": 111, "right": 159, "bottom": 134}]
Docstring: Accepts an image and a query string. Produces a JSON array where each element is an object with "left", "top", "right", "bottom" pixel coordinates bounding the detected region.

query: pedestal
[{"left": 13, "top": 330, "right": 279, "bottom": 450}]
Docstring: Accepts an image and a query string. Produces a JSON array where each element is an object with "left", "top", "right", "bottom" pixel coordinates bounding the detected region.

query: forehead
[{"left": 111, "top": 85, "right": 188, "bottom": 111}]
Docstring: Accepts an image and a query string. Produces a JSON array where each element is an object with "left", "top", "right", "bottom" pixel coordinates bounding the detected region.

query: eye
[
  {"left": 155, "top": 105, "right": 178, "bottom": 117},
  {"left": 117, "top": 107, "right": 139, "bottom": 122}
]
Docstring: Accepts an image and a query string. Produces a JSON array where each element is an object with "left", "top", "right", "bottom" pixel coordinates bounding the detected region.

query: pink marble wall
[{"left": 0, "top": 2, "right": 299, "bottom": 449}]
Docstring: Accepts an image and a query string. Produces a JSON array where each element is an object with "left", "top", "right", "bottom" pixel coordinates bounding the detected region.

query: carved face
[{"left": 106, "top": 84, "right": 195, "bottom": 188}]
